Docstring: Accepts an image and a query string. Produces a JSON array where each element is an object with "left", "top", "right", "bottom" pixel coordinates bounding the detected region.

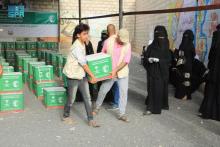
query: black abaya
[
  {"left": 199, "top": 28, "right": 220, "bottom": 121},
  {"left": 175, "top": 30, "right": 195, "bottom": 100},
  {"left": 144, "top": 26, "right": 171, "bottom": 114}
]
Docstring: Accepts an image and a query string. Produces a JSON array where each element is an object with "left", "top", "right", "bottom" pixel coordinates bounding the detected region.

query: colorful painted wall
[{"left": 168, "top": 0, "right": 220, "bottom": 64}]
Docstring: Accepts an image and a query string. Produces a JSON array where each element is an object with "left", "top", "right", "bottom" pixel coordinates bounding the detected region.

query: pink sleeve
[
  {"left": 101, "top": 41, "right": 107, "bottom": 53},
  {"left": 124, "top": 44, "right": 131, "bottom": 63}
]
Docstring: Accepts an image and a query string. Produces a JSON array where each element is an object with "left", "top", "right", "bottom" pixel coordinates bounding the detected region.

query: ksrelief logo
[
  {"left": 49, "top": 15, "right": 55, "bottom": 23},
  {"left": 103, "top": 65, "right": 109, "bottom": 73}
]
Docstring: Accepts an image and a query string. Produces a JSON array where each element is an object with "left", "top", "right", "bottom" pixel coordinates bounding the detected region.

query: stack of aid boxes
[
  {"left": 43, "top": 87, "right": 66, "bottom": 109},
  {"left": 86, "top": 53, "right": 112, "bottom": 81},
  {"left": 26, "top": 42, "right": 37, "bottom": 58},
  {"left": 33, "top": 65, "right": 57, "bottom": 100},
  {"left": 15, "top": 53, "right": 31, "bottom": 72},
  {"left": 0, "top": 72, "right": 24, "bottom": 113},
  {"left": 22, "top": 58, "right": 38, "bottom": 83},
  {"left": 55, "top": 54, "right": 65, "bottom": 79},
  {"left": 28, "top": 61, "right": 45, "bottom": 91}
]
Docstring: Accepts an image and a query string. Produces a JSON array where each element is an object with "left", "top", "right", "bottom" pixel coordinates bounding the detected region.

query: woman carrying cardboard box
[{"left": 62, "top": 23, "right": 100, "bottom": 127}]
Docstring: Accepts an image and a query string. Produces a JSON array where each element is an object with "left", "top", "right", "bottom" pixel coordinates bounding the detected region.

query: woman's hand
[
  {"left": 89, "top": 76, "right": 97, "bottom": 84},
  {"left": 110, "top": 69, "right": 118, "bottom": 78}
]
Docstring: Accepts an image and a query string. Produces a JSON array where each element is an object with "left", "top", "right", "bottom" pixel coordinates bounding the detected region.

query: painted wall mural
[{"left": 168, "top": 0, "right": 220, "bottom": 64}]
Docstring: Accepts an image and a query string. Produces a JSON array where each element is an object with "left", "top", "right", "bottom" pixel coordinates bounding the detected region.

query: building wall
[
  {"left": 59, "top": 0, "right": 136, "bottom": 53},
  {"left": 134, "top": 0, "right": 220, "bottom": 63},
  {"left": 24, "top": 0, "right": 220, "bottom": 62}
]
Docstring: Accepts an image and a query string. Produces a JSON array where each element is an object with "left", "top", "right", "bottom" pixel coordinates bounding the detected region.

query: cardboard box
[
  {"left": 3, "top": 66, "right": 14, "bottom": 72},
  {"left": 34, "top": 82, "right": 58, "bottom": 97},
  {"left": 43, "top": 87, "right": 66, "bottom": 107},
  {"left": 0, "top": 72, "right": 23, "bottom": 92},
  {"left": 86, "top": 53, "right": 112, "bottom": 81},
  {"left": 16, "top": 42, "right": 26, "bottom": 50},
  {"left": 22, "top": 58, "right": 38, "bottom": 72},
  {"left": 33, "top": 65, "right": 54, "bottom": 82},
  {"left": 26, "top": 42, "right": 37, "bottom": 50},
  {"left": 0, "top": 92, "right": 24, "bottom": 112}
]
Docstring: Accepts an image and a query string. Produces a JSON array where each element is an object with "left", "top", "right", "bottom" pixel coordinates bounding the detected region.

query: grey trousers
[
  {"left": 64, "top": 77, "right": 93, "bottom": 121},
  {"left": 96, "top": 77, "right": 129, "bottom": 116}
]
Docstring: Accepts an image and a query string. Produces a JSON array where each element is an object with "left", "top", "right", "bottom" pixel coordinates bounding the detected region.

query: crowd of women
[{"left": 142, "top": 25, "right": 220, "bottom": 122}]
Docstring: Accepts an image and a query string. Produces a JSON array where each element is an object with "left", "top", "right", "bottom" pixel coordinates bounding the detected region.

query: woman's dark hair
[{"left": 72, "top": 23, "right": 90, "bottom": 44}]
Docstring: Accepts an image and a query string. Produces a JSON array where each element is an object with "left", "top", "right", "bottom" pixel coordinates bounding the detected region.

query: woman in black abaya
[
  {"left": 175, "top": 30, "right": 195, "bottom": 100},
  {"left": 199, "top": 25, "right": 220, "bottom": 121},
  {"left": 143, "top": 26, "right": 171, "bottom": 115}
]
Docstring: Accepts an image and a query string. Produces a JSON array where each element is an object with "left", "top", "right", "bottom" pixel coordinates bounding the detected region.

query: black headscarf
[
  {"left": 208, "top": 25, "right": 220, "bottom": 70},
  {"left": 179, "top": 30, "right": 196, "bottom": 58},
  {"left": 145, "top": 25, "right": 171, "bottom": 80}
]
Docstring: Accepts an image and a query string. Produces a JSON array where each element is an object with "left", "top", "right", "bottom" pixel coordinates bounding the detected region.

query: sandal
[
  {"left": 88, "top": 120, "right": 100, "bottom": 128},
  {"left": 118, "top": 115, "right": 129, "bottom": 122}
]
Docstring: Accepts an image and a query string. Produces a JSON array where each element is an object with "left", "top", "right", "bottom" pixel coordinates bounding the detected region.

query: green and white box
[
  {"left": 0, "top": 93, "right": 24, "bottom": 111},
  {"left": 3, "top": 66, "right": 14, "bottom": 72},
  {"left": 0, "top": 72, "right": 23, "bottom": 92},
  {"left": 33, "top": 65, "right": 54, "bottom": 82},
  {"left": 34, "top": 82, "right": 57, "bottom": 97},
  {"left": 43, "top": 87, "right": 66, "bottom": 107},
  {"left": 86, "top": 53, "right": 112, "bottom": 80}
]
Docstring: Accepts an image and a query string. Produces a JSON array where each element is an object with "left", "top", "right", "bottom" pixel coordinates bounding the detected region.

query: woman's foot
[
  {"left": 62, "top": 117, "right": 75, "bottom": 125},
  {"left": 118, "top": 115, "right": 129, "bottom": 122},
  {"left": 143, "top": 110, "right": 152, "bottom": 116},
  {"left": 88, "top": 120, "right": 100, "bottom": 128}
]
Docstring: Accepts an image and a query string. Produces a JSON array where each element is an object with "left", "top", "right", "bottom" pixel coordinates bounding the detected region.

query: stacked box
[
  {"left": 5, "top": 50, "right": 15, "bottom": 59},
  {"left": 37, "top": 42, "right": 48, "bottom": 50},
  {"left": 7, "top": 59, "right": 16, "bottom": 67},
  {"left": 1, "top": 62, "right": 9, "bottom": 66},
  {"left": 28, "top": 62, "right": 45, "bottom": 90},
  {"left": 16, "top": 42, "right": 26, "bottom": 50},
  {"left": 16, "top": 55, "right": 31, "bottom": 72},
  {"left": 26, "top": 42, "right": 37, "bottom": 50},
  {"left": 0, "top": 72, "right": 23, "bottom": 92},
  {"left": 22, "top": 58, "right": 38, "bottom": 83},
  {"left": 43, "top": 87, "right": 66, "bottom": 108},
  {"left": 3, "top": 66, "right": 14, "bottom": 72},
  {"left": 33, "top": 65, "right": 54, "bottom": 82},
  {"left": 45, "top": 51, "right": 52, "bottom": 65},
  {"left": 27, "top": 50, "right": 37, "bottom": 58},
  {"left": 0, "top": 92, "right": 24, "bottom": 112},
  {"left": 55, "top": 54, "right": 64, "bottom": 78},
  {"left": 6, "top": 42, "right": 15, "bottom": 50},
  {"left": 33, "top": 82, "right": 57, "bottom": 99},
  {"left": 0, "top": 69, "right": 24, "bottom": 113},
  {"left": 22, "top": 58, "right": 38, "bottom": 73},
  {"left": 86, "top": 53, "right": 112, "bottom": 81},
  {"left": 47, "top": 42, "right": 58, "bottom": 50},
  {"left": 33, "top": 65, "right": 56, "bottom": 99}
]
